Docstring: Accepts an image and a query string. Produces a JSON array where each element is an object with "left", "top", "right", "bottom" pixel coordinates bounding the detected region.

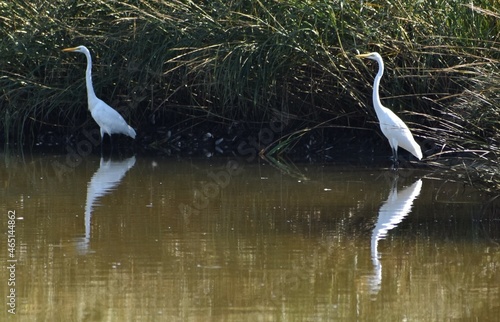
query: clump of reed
[
  {"left": 419, "top": 61, "right": 500, "bottom": 192},
  {"left": 0, "top": 0, "right": 498, "bottom": 190}
]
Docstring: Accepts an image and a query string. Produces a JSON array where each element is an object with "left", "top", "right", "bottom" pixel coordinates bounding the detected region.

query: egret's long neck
[
  {"left": 372, "top": 59, "right": 385, "bottom": 116},
  {"left": 83, "top": 51, "right": 98, "bottom": 111}
]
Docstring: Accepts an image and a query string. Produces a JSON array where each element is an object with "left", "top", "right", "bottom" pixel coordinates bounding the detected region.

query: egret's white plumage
[
  {"left": 63, "top": 46, "right": 136, "bottom": 141},
  {"left": 356, "top": 52, "right": 422, "bottom": 162}
]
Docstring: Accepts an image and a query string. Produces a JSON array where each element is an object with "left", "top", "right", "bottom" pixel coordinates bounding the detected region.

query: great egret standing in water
[
  {"left": 63, "top": 46, "right": 136, "bottom": 144},
  {"left": 356, "top": 52, "right": 422, "bottom": 166}
]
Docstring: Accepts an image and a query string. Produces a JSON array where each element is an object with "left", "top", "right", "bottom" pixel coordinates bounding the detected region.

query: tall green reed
[{"left": 0, "top": 0, "right": 498, "bottom": 191}]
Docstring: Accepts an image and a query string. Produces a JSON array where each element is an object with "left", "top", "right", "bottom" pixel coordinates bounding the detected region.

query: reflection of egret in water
[
  {"left": 76, "top": 156, "right": 136, "bottom": 253},
  {"left": 369, "top": 178, "right": 422, "bottom": 293}
]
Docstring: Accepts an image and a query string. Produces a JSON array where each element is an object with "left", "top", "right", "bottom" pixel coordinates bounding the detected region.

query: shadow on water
[{"left": 0, "top": 149, "right": 498, "bottom": 321}]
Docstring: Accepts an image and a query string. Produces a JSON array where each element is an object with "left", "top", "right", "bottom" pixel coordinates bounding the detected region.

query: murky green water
[{"left": 0, "top": 151, "right": 498, "bottom": 321}]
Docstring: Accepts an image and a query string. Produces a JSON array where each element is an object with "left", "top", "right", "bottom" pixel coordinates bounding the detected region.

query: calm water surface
[{"left": 0, "top": 151, "right": 498, "bottom": 321}]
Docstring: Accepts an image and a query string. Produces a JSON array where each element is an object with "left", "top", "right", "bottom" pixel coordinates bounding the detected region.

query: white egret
[
  {"left": 63, "top": 46, "right": 136, "bottom": 144},
  {"left": 356, "top": 52, "right": 422, "bottom": 166}
]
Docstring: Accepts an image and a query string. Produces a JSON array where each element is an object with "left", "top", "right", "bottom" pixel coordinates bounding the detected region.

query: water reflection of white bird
[
  {"left": 369, "top": 178, "right": 422, "bottom": 293},
  {"left": 76, "top": 156, "right": 136, "bottom": 253}
]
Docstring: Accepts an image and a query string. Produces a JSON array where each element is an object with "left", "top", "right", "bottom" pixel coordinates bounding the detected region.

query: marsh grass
[{"left": 0, "top": 0, "right": 499, "bottom": 190}]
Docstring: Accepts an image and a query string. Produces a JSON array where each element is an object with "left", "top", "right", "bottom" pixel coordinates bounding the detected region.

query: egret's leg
[
  {"left": 110, "top": 135, "right": 114, "bottom": 154},
  {"left": 388, "top": 139, "right": 399, "bottom": 167},
  {"left": 391, "top": 148, "right": 399, "bottom": 170},
  {"left": 100, "top": 128, "right": 105, "bottom": 156}
]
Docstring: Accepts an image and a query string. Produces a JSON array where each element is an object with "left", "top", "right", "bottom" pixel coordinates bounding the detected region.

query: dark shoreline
[{"left": 6, "top": 123, "right": 407, "bottom": 162}]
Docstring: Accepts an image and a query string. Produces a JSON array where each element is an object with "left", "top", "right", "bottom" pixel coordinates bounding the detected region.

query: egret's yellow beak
[
  {"left": 62, "top": 47, "right": 78, "bottom": 52},
  {"left": 355, "top": 53, "right": 371, "bottom": 59}
]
